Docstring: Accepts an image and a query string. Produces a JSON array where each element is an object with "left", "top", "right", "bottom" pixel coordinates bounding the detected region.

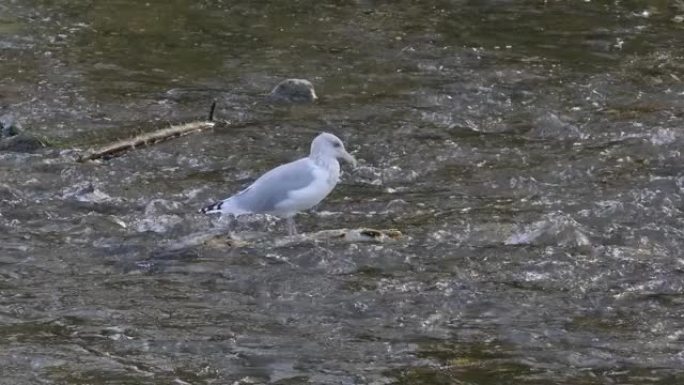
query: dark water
[{"left": 2, "top": 0, "right": 684, "bottom": 384}]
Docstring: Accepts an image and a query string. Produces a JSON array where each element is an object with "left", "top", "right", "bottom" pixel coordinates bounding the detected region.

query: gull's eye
[{"left": 332, "top": 142, "right": 341, "bottom": 148}]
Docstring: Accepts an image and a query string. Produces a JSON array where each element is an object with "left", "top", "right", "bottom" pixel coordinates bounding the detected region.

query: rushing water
[{"left": 2, "top": 0, "right": 684, "bottom": 384}]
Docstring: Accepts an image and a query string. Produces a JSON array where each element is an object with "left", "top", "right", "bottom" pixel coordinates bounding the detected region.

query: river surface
[{"left": 1, "top": 1, "right": 684, "bottom": 384}]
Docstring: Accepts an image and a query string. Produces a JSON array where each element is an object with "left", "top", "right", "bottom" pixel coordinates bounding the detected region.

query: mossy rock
[{"left": 0, "top": 132, "right": 47, "bottom": 152}]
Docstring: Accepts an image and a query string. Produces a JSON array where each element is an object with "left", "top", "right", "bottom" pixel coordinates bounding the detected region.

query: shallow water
[{"left": 2, "top": 0, "right": 684, "bottom": 384}]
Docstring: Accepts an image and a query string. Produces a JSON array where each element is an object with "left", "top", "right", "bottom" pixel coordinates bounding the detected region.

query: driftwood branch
[{"left": 77, "top": 120, "right": 216, "bottom": 162}]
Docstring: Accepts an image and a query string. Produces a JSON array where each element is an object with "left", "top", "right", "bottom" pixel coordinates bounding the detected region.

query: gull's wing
[{"left": 229, "top": 158, "right": 317, "bottom": 214}]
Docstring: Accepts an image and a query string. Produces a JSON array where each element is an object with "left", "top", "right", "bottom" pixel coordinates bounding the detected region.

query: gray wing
[{"left": 232, "top": 158, "right": 316, "bottom": 213}]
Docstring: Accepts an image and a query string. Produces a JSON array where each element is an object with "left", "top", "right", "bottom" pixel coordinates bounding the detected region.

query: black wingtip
[{"left": 200, "top": 201, "right": 221, "bottom": 214}]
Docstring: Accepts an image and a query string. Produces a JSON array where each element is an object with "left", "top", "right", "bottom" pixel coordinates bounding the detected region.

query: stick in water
[
  {"left": 78, "top": 120, "right": 215, "bottom": 162},
  {"left": 208, "top": 100, "right": 217, "bottom": 122}
]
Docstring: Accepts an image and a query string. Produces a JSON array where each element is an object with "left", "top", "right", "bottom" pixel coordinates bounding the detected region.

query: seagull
[{"left": 201, "top": 132, "right": 356, "bottom": 235}]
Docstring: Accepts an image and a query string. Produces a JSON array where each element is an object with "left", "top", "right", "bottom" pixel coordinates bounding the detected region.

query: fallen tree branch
[{"left": 77, "top": 120, "right": 216, "bottom": 162}]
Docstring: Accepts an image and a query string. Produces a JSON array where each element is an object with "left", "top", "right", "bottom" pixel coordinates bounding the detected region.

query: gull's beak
[
  {"left": 311, "top": 90, "right": 318, "bottom": 101},
  {"left": 341, "top": 150, "right": 357, "bottom": 168}
]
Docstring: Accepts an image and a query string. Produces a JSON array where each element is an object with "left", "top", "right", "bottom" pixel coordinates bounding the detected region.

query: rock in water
[
  {"left": 0, "top": 114, "right": 20, "bottom": 138},
  {"left": 267, "top": 78, "right": 318, "bottom": 104},
  {"left": 0, "top": 114, "right": 46, "bottom": 152},
  {"left": 505, "top": 212, "right": 591, "bottom": 247}
]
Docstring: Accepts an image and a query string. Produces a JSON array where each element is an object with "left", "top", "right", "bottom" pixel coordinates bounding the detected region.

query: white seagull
[{"left": 201, "top": 132, "right": 356, "bottom": 235}]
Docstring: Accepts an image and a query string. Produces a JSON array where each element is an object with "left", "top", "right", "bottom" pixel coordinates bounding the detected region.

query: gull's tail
[
  {"left": 200, "top": 197, "right": 247, "bottom": 215},
  {"left": 200, "top": 199, "right": 225, "bottom": 214}
]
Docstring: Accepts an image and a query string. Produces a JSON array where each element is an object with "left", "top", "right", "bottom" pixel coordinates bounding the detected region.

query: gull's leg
[
  {"left": 215, "top": 214, "right": 234, "bottom": 235},
  {"left": 225, "top": 215, "right": 234, "bottom": 234},
  {"left": 286, "top": 217, "right": 298, "bottom": 236}
]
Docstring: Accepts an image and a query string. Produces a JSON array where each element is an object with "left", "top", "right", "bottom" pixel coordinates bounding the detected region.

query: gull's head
[
  {"left": 269, "top": 78, "right": 318, "bottom": 103},
  {"left": 311, "top": 132, "right": 356, "bottom": 167}
]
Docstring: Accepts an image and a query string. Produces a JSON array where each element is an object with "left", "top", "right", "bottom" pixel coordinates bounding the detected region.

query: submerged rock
[
  {"left": 0, "top": 114, "right": 20, "bottom": 137},
  {"left": 529, "top": 112, "right": 584, "bottom": 140},
  {"left": 505, "top": 212, "right": 591, "bottom": 247},
  {"left": 0, "top": 114, "right": 45, "bottom": 152},
  {"left": 62, "top": 182, "right": 112, "bottom": 203},
  {"left": 0, "top": 133, "right": 46, "bottom": 152},
  {"left": 267, "top": 78, "right": 318, "bottom": 104}
]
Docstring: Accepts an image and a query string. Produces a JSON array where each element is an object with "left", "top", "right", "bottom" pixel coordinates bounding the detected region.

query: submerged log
[
  {"left": 223, "top": 228, "right": 403, "bottom": 248},
  {"left": 164, "top": 228, "right": 403, "bottom": 252},
  {"left": 77, "top": 120, "right": 216, "bottom": 162},
  {"left": 296, "top": 228, "right": 402, "bottom": 243}
]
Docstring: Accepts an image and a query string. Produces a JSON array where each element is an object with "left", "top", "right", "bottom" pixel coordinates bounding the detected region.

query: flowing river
[{"left": 1, "top": 1, "right": 684, "bottom": 384}]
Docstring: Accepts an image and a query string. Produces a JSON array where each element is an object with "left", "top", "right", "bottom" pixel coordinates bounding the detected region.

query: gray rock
[
  {"left": 0, "top": 114, "right": 20, "bottom": 138},
  {"left": 505, "top": 212, "right": 591, "bottom": 248},
  {"left": 0, "top": 113, "right": 47, "bottom": 152},
  {"left": 530, "top": 112, "right": 584, "bottom": 140},
  {"left": 267, "top": 78, "right": 318, "bottom": 104},
  {"left": 0, "top": 133, "right": 45, "bottom": 152}
]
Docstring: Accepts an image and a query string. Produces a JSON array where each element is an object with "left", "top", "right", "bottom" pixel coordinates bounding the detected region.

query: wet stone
[
  {"left": 266, "top": 78, "right": 318, "bottom": 104},
  {"left": 0, "top": 133, "right": 46, "bottom": 152},
  {"left": 0, "top": 114, "right": 45, "bottom": 152},
  {"left": 529, "top": 112, "right": 584, "bottom": 140},
  {"left": 0, "top": 114, "right": 20, "bottom": 137},
  {"left": 505, "top": 212, "right": 591, "bottom": 248}
]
